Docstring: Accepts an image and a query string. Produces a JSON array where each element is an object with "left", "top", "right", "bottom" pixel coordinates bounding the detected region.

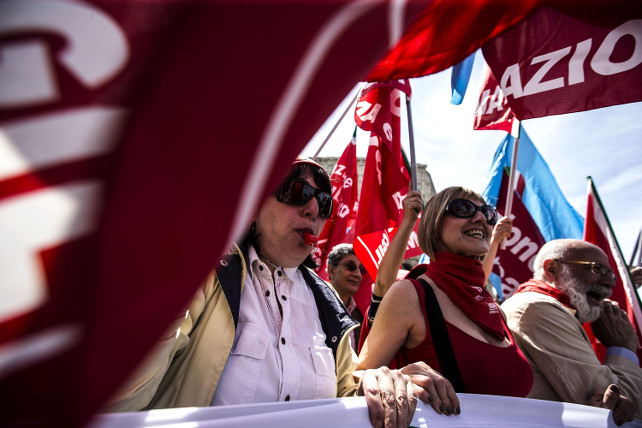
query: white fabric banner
[{"left": 90, "top": 394, "right": 642, "bottom": 428}]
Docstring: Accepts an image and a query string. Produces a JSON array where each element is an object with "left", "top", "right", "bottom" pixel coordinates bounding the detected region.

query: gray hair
[
  {"left": 533, "top": 239, "right": 603, "bottom": 280},
  {"left": 327, "top": 243, "right": 355, "bottom": 266}
]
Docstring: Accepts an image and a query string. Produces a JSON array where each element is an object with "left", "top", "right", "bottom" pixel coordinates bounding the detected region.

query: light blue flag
[
  {"left": 450, "top": 52, "right": 475, "bottom": 105},
  {"left": 482, "top": 128, "right": 584, "bottom": 242}
]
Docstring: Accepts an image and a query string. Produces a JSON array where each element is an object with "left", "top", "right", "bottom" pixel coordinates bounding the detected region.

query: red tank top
[{"left": 400, "top": 280, "right": 533, "bottom": 397}]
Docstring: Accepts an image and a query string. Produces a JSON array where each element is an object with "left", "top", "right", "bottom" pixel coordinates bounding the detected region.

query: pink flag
[
  {"left": 483, "top": 6, "right": 642, "bottom": 120},
  {"left": 313, "top": 133, "right": 359, "bottom": 280},
  {"left": 473, "top": 63, "right": 515, "bottom": 132},
  {"left": 0, "top": 2, "right": 428, "bottom": 425},
  {"left": 583, "top": 178, "right": 642, "bottom": 364}
]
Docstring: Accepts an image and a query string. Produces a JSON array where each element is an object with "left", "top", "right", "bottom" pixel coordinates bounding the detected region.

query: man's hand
[
  {"left": 589, "top": 384, "right": 636, "bottom": 426},
  {"left": 358, "top": 367, "right": 418, "bottom": 428},
  {"left": 591, "top": 300, "right": 639, "bottom": 351},
  {"left": 629, "top": 266, "right": 642, "bottom": 286},
  {"left": 400, "top": 361, "right": 460, "bottom": 416}
]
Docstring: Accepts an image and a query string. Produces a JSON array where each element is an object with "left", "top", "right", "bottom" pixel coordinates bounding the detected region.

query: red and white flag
[
  {"left": 583, "top": 177, "right": 642, "bottom": 364},
  {"left": 482, "top": 6, "right": 642, "bottom": 120},
  {"left": 313, "top": 131, "right": 359, "bottom": 280},
  {"left": 0, "top": 2, "right": 428, "bottom": 426},
  {"left": 473, "top": 63, "right": 515, "bottom": 132},
  {"left": 490, "top": 168, "right": 546, "bottom": 299},
  {"left": 352, "top": 80, "right": 422, "bottom": 313}
]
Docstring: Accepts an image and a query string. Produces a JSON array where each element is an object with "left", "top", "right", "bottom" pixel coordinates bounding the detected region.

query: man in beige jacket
[{"left": 502, "top": 239, "right": 642, "bottom": 425}]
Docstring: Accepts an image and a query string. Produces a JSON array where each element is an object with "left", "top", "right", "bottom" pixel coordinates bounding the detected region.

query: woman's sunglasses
[
  {"left": 275, "top": 179, "right": 333, "bottom": 219},
  {"left": 445, "top": 199, "right": 498, "bottom": 225}
]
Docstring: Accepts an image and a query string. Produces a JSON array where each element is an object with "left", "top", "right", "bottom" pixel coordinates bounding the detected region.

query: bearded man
[{"left": 502, "top": 239, "right": 642, "bottom": 425}]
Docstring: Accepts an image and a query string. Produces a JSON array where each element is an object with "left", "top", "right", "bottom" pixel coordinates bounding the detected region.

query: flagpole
[
  {"left": 630, "top": 227, "right": 641, "bottom": 266},
  {"left": 501, "top": 119, "right": 521, "bottom": 250},
  {"left": 312, "top": 87, "right": 361, "bottom": 160},
  {"left": 405, "top": 94, "right": 418, "bottom": 191}
]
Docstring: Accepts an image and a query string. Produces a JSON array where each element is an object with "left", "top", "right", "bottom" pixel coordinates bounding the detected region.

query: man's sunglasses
[
  {"left": 445, "top": 199, "right": 498, "bottom": 226},
  {"left": 557, "top": 260, "right": 617, "bottom": 280},
  {"left": 275, "top": 179, "right": 333, "bottom": 219},
  {"left": 337, "top": 261, "right": 366, "bottom": 275}
]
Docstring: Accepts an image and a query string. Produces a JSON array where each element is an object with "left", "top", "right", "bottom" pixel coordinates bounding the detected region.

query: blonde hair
[{"left": 418, "top": 186, "right": 487, "bottom": 260}]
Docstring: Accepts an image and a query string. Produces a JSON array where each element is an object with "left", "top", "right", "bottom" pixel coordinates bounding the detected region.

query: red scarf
[
  {"left": 425, "top": 252, "right": 504, "bottom": 340},
  {"left": 514, "top": 279, "right": 577, "bottom": 311}
]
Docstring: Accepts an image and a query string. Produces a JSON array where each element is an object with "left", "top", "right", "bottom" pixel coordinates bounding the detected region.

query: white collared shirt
[{"left": 212, "top": 246, "right": 336, "bottom": 405}]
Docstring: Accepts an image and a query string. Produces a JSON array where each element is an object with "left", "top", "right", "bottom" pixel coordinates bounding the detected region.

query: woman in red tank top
[{"left": 356, "top": 186, "right": 533, "bottom": 416}]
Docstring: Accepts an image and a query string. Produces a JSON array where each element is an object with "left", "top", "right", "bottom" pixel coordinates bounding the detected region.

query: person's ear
[
  {"left": 543, "top": 259, "right": 558, "bottom": 280},
  {"left": 327, "top": 264, "right": 335, "bottom": 280}
]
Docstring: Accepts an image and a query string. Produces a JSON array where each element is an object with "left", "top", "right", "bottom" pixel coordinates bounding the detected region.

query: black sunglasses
[
  {"left": 337, "top": 261, "right": 366, "bottom": 275},
  {"left": 275, "top": 179, "right": 333, "bottom": 219},
  {"left": 445, "top": 199, "right": 498, "bottom": 226}
]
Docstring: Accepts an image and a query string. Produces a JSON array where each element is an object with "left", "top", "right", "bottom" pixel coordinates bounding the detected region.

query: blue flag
[
  {"left": 482, "top": 129, "right": 584, "bottom": 242},
  {"left": 450, "top": 52, "right": 475, "bottom": 105}
]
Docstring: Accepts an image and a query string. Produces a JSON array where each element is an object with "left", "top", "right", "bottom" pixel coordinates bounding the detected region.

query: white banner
[{"left": 90, "top": 394, "right": 642, "bottom": 428}]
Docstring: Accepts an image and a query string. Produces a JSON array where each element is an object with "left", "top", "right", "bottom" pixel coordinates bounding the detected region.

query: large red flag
[
  {"left": 352, "top": 80, "right": 419, "bottom": 313},
  {"left": 0, "top": 2, "right": 430, "bottom": 426},
  {"left": 473, "top": 63, "right": 516, "bottom": 132},
  {"left": 482, "top": 6, "right": 642, "bottom": 120},
  {"left": 313, "top": 131, "right": 359, "bottom": 280},
  {"left": 583, "top": 177, "right": 642, "bottom": 364},
  {"left": 367, "top": 0, "right": 641, "bottom": 82}
]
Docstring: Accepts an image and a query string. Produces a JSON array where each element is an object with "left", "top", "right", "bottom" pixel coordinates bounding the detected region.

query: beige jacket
[
  {"left": 108, "top": 244, "right": 360, "bottom": 411},
  {"left": 502, "top": 291, "right": 642, "bottom": 418}
]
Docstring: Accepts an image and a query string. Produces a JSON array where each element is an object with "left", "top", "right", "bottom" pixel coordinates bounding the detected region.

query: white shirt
[{"left": 212, "top": 246, "right": 336, "bottom": 405}]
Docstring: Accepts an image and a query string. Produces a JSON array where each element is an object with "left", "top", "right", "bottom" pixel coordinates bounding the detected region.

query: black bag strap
[{"left": 416, "top": 278, "right": 466, "bottom": 393}]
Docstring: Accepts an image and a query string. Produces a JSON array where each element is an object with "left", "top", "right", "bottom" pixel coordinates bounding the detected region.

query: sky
[{"left": 301, "top": 52, "right": 642, "bottom": 263}]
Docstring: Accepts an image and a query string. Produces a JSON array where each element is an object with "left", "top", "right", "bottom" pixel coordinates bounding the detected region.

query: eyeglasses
[
  {"left": 445, "top": 199, "right": 498, "bottom": 226},
  {"left": 337, "top": 261, "right": 366, "bottom": 275},
  {"left": 275, "top": 179, "right": 333, "bottom": 219},
  {"left": 557, "top": 260, "right": 617, "bottom": 280}
]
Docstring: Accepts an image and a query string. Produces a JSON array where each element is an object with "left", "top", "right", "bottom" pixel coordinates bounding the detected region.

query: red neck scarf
[
  {"left": 425, "top": 252, "right": 504, "bottom": 340},
  {"left": 514, "top": 279, "right": 577, "bottom": 311}
]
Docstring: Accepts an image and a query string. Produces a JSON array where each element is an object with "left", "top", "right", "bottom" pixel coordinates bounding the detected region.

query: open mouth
[
  {"left": 464, "top": 229, "right": 485, "bottom": 239},
  {"left": 586, "top": 289, "right": 609, "bottom": 306}
]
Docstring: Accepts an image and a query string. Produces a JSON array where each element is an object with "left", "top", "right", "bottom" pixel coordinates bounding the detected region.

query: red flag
[
  {"left": 0, "top": 2, "right": 429, "bottom": 426},
  {"left": 491, "top": 169, "right": 546, "bottom": 299},
  {"left": 313, "top": 132, "right": 359, "bottom": 280},
  {"left": 473, "top": 63, "right": 515, "bottom": 132},
  {"left": 482, "top": 6, "right": 642, "bottom": 120},
  {"left": 583, "top": 178, "right": 642, "bottom": 364},
  {"left": 366, "top": 1, "right": 641, "bottom": 82},
  {"left": 352, "top": 80, "right": 420, "bottom": 314}
]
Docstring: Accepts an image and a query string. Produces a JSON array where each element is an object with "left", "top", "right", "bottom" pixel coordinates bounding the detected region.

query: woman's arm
[
  {"left": 357, "top": 279, "right": 420, "bottom": 370},
  {"left": 372, "top": 191, "right": 422, "bottom": 298}
]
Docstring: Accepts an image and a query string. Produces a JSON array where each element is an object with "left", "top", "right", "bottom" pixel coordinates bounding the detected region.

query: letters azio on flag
[
  {"left": 482, "top": 7, "right": 642, "bottom": 120},
  {"left": 0, "top": 1, "right": 429, "bottom": 426},
  {"left": 473, "top": 63, "right": 515, "bottom": 132},
  {"left": 313, "top": 133, "right": 359, "bottom": 280},
  {"left": 491, "top": 169, "right": 546, "bottom": 300}
]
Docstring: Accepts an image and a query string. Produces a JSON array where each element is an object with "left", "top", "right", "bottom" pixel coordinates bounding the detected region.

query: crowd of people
[{"left": 107, "top": 158, "right": 642, "bottom": 427}]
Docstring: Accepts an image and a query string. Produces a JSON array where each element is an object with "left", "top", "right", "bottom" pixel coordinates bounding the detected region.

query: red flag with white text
[
  {"left": 0, "top": 2, "right": 430, "bottom": 426},
  {"left": 313, "top": 131, "right": 359, "bottom": 280},
  {"left": 482, "top": 6, "right": 642, "bottom": 120},
  {"left": 352, "top": 80, "right": 420, "bottom": 313},
  {"left": 583, "top": 178, "right": 642, "bottom": 364},
  {"left": 491, "top": 169, "right": 546, "bottom": 300},
  {"left": 473, "top": 63, "right": 515, "bottom": 132}
]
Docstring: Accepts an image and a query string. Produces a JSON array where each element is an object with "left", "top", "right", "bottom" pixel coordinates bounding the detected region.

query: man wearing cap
[
  {"left": 108, "top": 158, "right": 444, "bottom": 427},
  {"left": 502, "top": 239, "right": 642, "bottom": 425}
]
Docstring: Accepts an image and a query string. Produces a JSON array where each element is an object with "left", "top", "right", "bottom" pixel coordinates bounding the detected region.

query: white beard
[{"left": 556, "top": 267, "right": 602, "bottom": 323}]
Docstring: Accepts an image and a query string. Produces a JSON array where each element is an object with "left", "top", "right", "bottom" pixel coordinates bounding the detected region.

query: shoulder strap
[{"left": 415, "top": 278, "right": 466, "bottom": 393}]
